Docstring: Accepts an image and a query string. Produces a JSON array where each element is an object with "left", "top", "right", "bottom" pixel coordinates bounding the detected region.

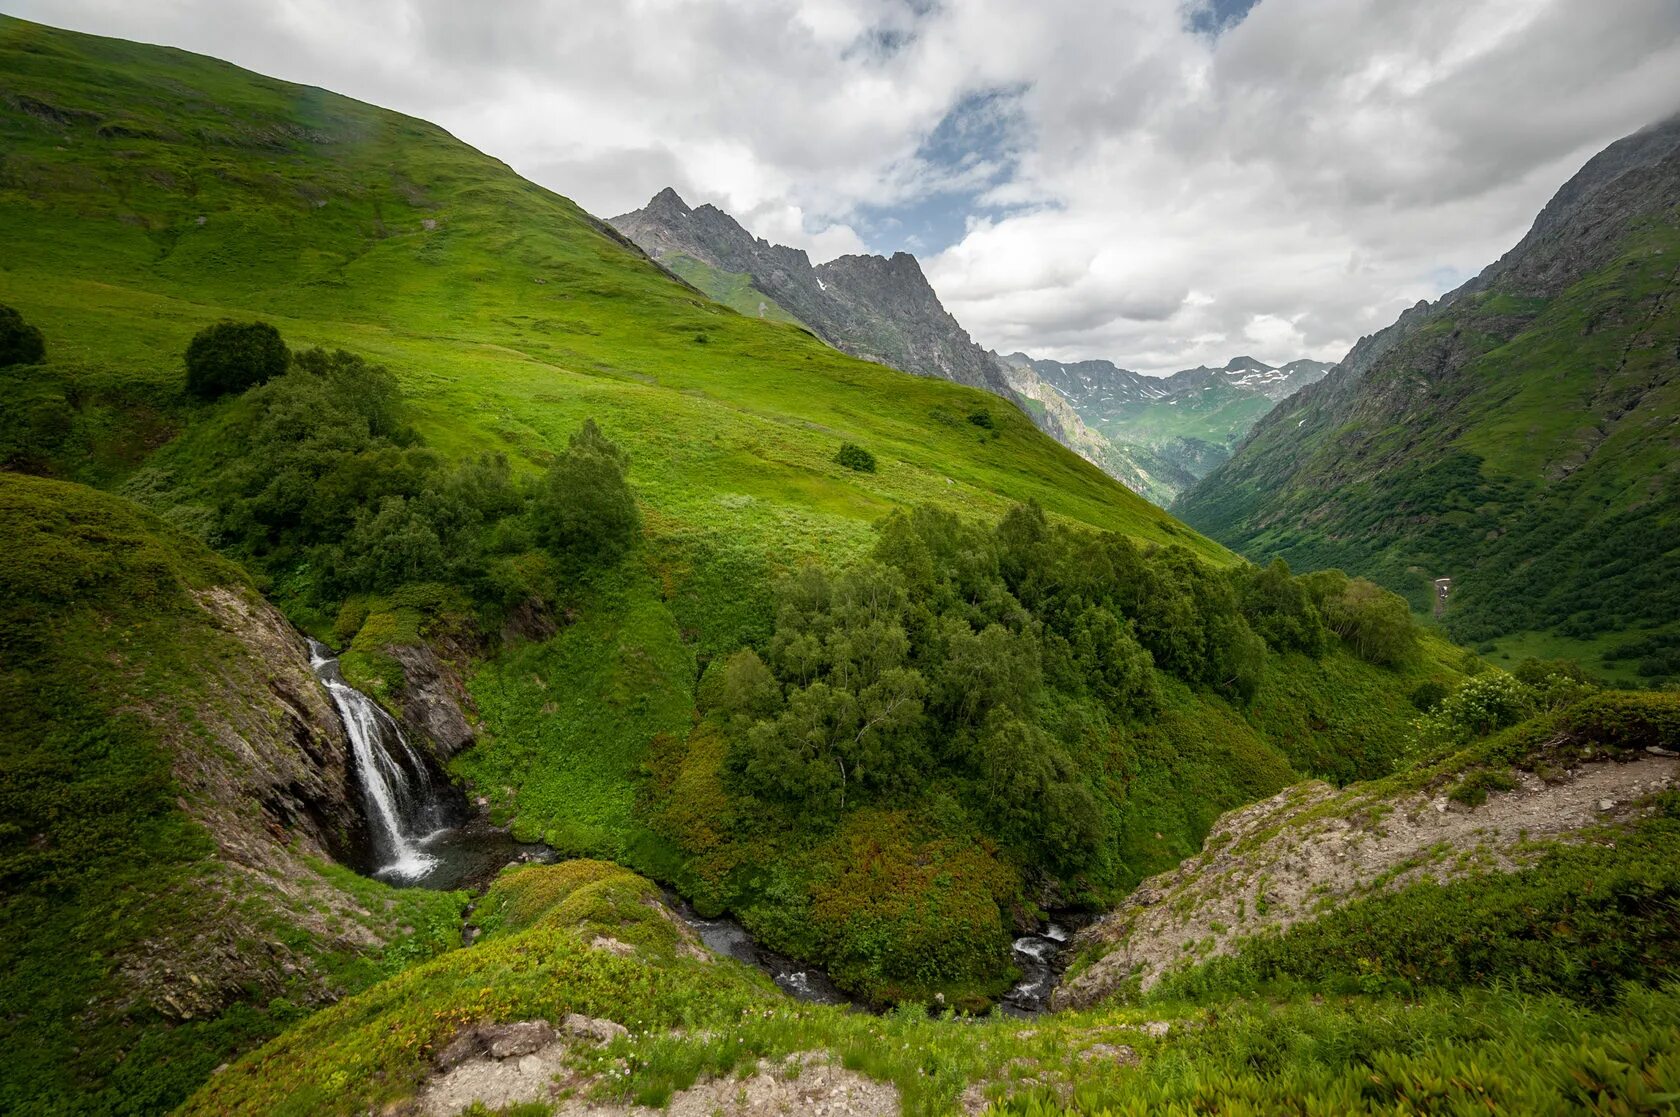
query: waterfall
[{"left": 307, "top": 640, "right": 447, "bottom": 880}]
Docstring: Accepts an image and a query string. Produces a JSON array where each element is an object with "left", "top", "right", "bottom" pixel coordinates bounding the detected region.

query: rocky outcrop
[
  {"left": 1053, "top": 753, "right": 1679, "bottom": 1010},
  {"left": 189, "top": 587, "right": 368, "bottom": 867},
  {"left": 387, "top": 642, "right": 476, "bottom": 758}
]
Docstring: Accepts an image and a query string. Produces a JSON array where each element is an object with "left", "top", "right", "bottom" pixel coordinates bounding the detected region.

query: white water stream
[{"left": 307, "top": 640, "right": 447, "bottom": 880}]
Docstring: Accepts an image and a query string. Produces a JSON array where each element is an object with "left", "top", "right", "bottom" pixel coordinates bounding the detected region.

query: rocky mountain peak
[{"left": 611, "top": 189, "right": 1022, "bottom": 404}]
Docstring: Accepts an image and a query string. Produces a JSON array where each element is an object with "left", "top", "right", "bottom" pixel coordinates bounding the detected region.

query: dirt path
[{"left": 1054, "top": 753, "right": 1677, "bottom": 1009}]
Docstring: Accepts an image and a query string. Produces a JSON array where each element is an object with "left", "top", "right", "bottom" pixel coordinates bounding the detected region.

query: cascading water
[{"left": 307, "top": 640, "right": 450, "bottom": 880}]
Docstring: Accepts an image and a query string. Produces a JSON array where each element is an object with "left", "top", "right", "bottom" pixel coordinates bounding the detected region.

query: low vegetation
[{"left": 177, "top": 859, "right": 1680, "bottom": 1117}]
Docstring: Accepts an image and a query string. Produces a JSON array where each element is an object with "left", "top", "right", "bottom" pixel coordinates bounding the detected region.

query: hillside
[
  {"left": 1008, "top": 353, "right": 1335, "bottom": 503},
  {"left": 0, "top": 472, "right": 466, "bottom": 1113},
  {"left": 1176, "top": 112, "right": 1680, "bottom": 680},
  {"left": 181, "top": 678, "right": 1680, "bottom": 1117},
  {"left": 0, "top": 17, "right": 1488, "bottom": 1112}
]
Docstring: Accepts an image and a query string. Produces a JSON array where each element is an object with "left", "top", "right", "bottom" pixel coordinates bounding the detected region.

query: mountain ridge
[
  {"left": 611, "top": 187, "right": 1024, "bottom": 403},
  {"left": 1176, "top": 108, "right": 1680, "bottom": 679}
]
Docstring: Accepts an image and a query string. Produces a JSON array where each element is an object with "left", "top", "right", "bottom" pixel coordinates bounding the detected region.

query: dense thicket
[
  {"left": 183, "top": 320, "right": 288, "bottom": 399},
  {"left": 715, "top": 505, "right": 1411, "bottom": 879},
  {"left": 0, "top": 303, "right": 45, "bottom": 367}
]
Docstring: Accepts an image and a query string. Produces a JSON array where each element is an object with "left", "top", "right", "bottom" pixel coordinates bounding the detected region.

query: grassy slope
[
  {"left": 1178, "top": 208, "right": 1680, "bottom": 679},
  {"left": 0, "top": 473, "right": 464, "bottom": 1115},
  {"left": 0, "top": 16, "right": 1212, "bottom": 566},
  {"left": 658, "top": 251, "right": 808, "bottom": 327}
]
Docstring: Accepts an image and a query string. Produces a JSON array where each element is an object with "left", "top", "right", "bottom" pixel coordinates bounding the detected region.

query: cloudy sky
[{"left": 14, "top": 0, "right": 1680, "bottom": 373}]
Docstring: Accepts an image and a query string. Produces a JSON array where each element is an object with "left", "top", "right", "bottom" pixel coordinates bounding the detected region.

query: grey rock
[
  {"left": 561, "top": 1013, "right": 629, "bottom": 1044},
  {"left": 389, "top": 644, "right": 475, "bottom": 757}
]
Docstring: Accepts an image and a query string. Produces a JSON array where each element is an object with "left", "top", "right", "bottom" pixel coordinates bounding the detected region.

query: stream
[{"left": 309, "top": 640, "right": 1075, "bottom": 1010}]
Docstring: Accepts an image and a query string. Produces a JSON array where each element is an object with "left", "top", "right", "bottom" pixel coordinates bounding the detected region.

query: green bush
[
  {"left": 1308, "top": 571, "right": 1418, "bottom": 666},
  {"left": 531, "top": 418, "right": 640, "bottom": 565},
  {"left": 967, "top": 408, "right": 995, "bottom": 430},
  {"left": 1407, "top": 671, "right": 1537, "bottom": 757},
  {"left": 183, "top": 320, "right": 288, "bottom": 399},
  {"left": 0, "top": 303, "right": 46, "bottom": 367},
  {"left": 1408, "top": 679, "right": 1450, "bottom": 711},
  {"left": 834, "top": 441, "right": 876, "bottom": 472}
]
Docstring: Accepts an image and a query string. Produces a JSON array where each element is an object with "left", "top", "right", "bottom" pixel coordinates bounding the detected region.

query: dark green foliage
[
  {"left": 967, "top": 408, "right": 995, "bottom": 430},
  {"left": 1303, "top": 570, "right": 1418, "bottom": 666},
  {"left": 148, "top": 349, "right": 635, "bottom": 619},
  {"left": 532, "top": 418, "right": 640, "bottom": 564},
  {"left": 1237, "top": 558, "right": 1328, "bottom": 654},
  {"left": 0, "top": 302, "right": 45, "bottom": 366},
  {"left": 833, "top": 441, "right": 876, "bottom": 472},
  {"left": 726, "top": 504, "right": 1342, "bottom": 879},
  {"left": 183, "top": 320, "right": 287, "bottom": 399},
  {"left": 1409, "top": 679, "right": 1450, "bottom": 711}
]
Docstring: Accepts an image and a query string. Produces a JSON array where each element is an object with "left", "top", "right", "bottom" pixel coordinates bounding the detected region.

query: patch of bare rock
[
  {"left": 1053, "top": 754, "right": 1678, "bottom": 1010},
  {"left": 413, "top": 1020, "right": 897, "bottom": 1117}
]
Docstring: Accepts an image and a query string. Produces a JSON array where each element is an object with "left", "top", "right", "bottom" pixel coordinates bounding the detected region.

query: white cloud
[{"left": 13, "top": 0, "right": 1680, "bottom": 372}]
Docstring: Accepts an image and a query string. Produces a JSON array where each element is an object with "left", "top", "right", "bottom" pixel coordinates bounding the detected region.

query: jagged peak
[{"left": 647, "top": 186, "right": 690, "bottom": 213}]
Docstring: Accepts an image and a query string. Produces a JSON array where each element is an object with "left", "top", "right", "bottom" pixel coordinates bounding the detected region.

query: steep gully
[{"left": 305, "top": 640, "right": 1073, "bottom": 1014}]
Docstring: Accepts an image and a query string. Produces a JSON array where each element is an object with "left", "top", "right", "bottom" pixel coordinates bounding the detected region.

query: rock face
[
  {"left": 1174, "top": 110, "right": 1680, "bottom": 652},
  {"left": 1053, "top": 754, "right": 1679, "bottom": 1010},
  {"left": 610, "top": 188, "right": 1022, "bottom": 404},
  {"left": 388, "top": 642, "right": 476, "bottom": 758},
  {"left": 190, "top": 587, "right": 369, "bottom": 868}
]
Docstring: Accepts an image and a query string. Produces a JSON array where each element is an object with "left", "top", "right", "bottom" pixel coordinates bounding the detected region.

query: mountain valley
[{"left": 1, "top": 13, "right": 1678, "bottom": 1117}]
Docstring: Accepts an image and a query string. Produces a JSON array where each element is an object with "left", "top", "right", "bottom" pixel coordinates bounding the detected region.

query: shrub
[
  {"left": 1313, "top": 574, "right": 1417, "bottom": 666},
  {"left": 1409, "top": 679, "right": 1450, "bottom": 711},
  {"left": 0, "top": 303, "right": 46, "bottom": 367},
  {"left": 531, "top": 419, "right": 639, "bottom": 564},
  {"left": 834, "top": 442, "right": 876, "bottom": 472},
  {"left": 1407, "top": 671, "right": 1537, "bottom": 758},
  {"left": 183, "top": 320, "right": 288, "bottom": 399},
  {"left": 967, "top": 409, "right": 995, "bottom": 430}
]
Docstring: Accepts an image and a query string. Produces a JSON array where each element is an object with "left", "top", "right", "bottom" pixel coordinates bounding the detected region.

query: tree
[
  {"left": 531, "top": 419, "right": 639, "bottom": 564},
  {"left": 0, "top": 304, "right": 46, "bottom": 367},
  {"left": 184, "top": 320, "right": 288, "bottom": 399},
  {"left": 1238, "top": 558, "right": 1329, "bottom": 655},
  {"left": 1320, "top": 577, "right": 1417, "bottom": 666}
]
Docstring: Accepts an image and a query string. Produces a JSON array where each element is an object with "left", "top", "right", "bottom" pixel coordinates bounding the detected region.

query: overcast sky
[{"left": 13, "top": 0, "right": 1680, "bottom": 374}]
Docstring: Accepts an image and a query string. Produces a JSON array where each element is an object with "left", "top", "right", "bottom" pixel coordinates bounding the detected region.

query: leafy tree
[
  {"left": 1065, "top": 605, "right": 1158, "bottom": 714},
  {"left": 531, "top": 419, "right": 639, "bottom": 564},
  {"left": 1309, "top": 572, "right": 1418, "bottom": 666},
  {"left": 184, "top": 320, "right": 288, "bottom": 399},
  {"left": 0, "top": 303, "right": 46, "bottom": 367},
  {"left": 332, "top": 495, "right": 445, "bottom": 590},
  {"left": 717, "top": 648, "right": 783, "bottom": 725},
  {"left": 1238, "top": 558, "right": 1329, "bottom": 654}
]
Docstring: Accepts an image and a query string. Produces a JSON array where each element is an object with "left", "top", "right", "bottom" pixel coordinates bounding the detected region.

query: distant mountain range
[
  {"left": 1177, "top": 109, "right": 1680, "bottom": 680},
  {"left": 612, "top": 189, "right": 1328, "bottom": 504},
  {"left": 1000, "top": 353, "right": 1335, "bottom": 501}
]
